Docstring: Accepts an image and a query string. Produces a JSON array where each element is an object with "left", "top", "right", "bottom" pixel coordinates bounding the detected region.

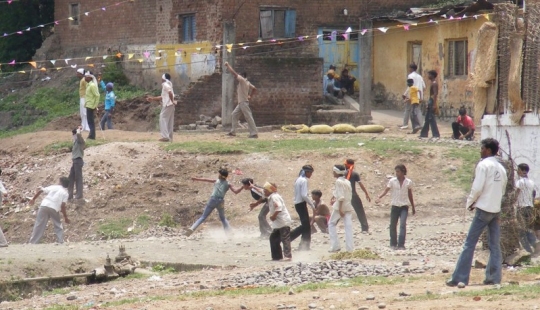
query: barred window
[{"left": 447, "top": 40, "right": 468, "bottom": 77}]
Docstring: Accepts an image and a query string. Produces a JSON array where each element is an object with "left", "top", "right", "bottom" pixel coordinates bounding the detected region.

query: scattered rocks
[
  {"left": 240, "top": 304, "right": 248, "bottom": 309},
  {"left": 358, "top": 307, "right": 369, "bottom": 310},
  {"left": 308, "top": 303, "right": 317, "bottom": 309},
  {"left": 366, "top": 295, "right": 375, "bottom": 300},
  {"left": 377, "top": 303, "right": 386, "bottom": 309},
  {"left": 442, "top": 268, "right": 449, "bottom": 273},
  {"left": 66, "top": 295, "right": 77, "bottom": 301}
]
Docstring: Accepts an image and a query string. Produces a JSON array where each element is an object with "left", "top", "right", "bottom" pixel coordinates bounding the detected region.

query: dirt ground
[{"left": 2, "top": 110, "right": 537, "bottom": 309}]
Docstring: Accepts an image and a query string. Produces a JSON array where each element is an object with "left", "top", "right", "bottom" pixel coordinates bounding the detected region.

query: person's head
[
  {"left": 341, "top": 69, "right": 349, "bottom": 77},
  {"left": 241, "top": 178, "right": 254, "bottom": 190},
  {"left": 480, "top": 138, "right": 499, "bottom": 158},
  {"left": 97, "top": 72, "right": 102, "bottom": 80},
  {"left": 84, "top": 72, "right": 93, "bottom": 82},
  {"left": 428, "top": 70, "right": 437, "bottom": 81},
  {"left": 395, "top": 164, "right": 407, "bottom": 178},
  {"left": 76, "top": 68, "right": 85, "bottom": 78},
  {"left": 407, "top": 78, "right": 414, "bottom": 87},
  {"left": 333, "top": 164, "right": 347, "bottom": 178},
  {"left": 327, "top": 73, "right": 334, "bottom": 80},
  {"left": 518, "top": 163, "right": 530, "bottom": 177},
  {"left": 59, "top": 177, "right": 70, "bottom": 188},
  {"left": 263, "top": 182, "right": 277, "bottom": 197},
  {"left": 106, "top": 82, "right": 114, "bottom": 92},
  {"left": 241, "top": 72, "right": 247, "bottom": 79},
  {"left": 409, "top": 63, "right": 418, "bottom": 73},
  {"left": 311, "top": 189, "right": 322, "bottom": 201},
  {"left": 344, "top": 159, "right": 354, "bottom": 168},
  {"left": 459, "top": 106, "right": 467, "bottom": 116},
  {"left": 162, "top": 73, "right": 171, "bottom": 83},
  {"left": 218, "top": 169, "right": 229, "bottom": 179},
  {"left": 329, "top": 65, "right": 336, "bottom": 70},
  {"left": 301, "top": 164, "right": 314, "bottom": 178}
]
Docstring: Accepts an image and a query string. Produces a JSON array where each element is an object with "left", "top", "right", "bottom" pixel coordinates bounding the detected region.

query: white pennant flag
[
  {"left": 50, "top": 60, "right": 56, "bottom": 65},
  {"left": 65, "top": 59, "right": 71, "bottom": 64},
  {"left": 378, "top": 27, "right": 388, "bottom": 33}
]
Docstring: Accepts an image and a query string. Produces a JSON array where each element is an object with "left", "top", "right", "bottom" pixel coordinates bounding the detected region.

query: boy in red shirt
[{"left": 452, "top": 107, "right": 475, "bottom": 140}]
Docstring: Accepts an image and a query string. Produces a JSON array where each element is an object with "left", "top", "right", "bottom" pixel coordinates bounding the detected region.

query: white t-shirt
[
  {"left": 466, "top": 157, "right": 508, "bottom": 213},
  {"left": 293, "top": 176, "right": 315, "bottom": 208},
  {"left": 516, "top": 177, "right": 536, "bottom": 207},
  {"left": 332, "top": 177, "right": 354, "bottom": 212},
  {"left": 161, "top": 80, "right": 174, "bottom": 107},
  {"left": 41, "top": 185, "right": 68, "bottom": 212},
  {"left": 386, "top": 177, "right": 413, "bottom": 206},
  {"left": 408, "top": 71, "right": 426, "bottom": 100},
  {"left": 267, "top": 192, "right": 292, "bottom": 229}
]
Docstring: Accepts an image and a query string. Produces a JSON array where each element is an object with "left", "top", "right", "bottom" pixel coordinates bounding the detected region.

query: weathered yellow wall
[
  {"left": 373, "top": 18, "right": 487, "bottom": 113},
  {"left": 155, "top": 42, "right": 217, "bottom": 88}
]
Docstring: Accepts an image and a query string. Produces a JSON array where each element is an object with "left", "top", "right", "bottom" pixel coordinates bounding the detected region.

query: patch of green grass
[
  {"left": 44, "top": 306, "right": 79, "bottom": 310},
  {"left": 164, "top": 137, "right": 423, "bottom": 156},
  {"left": 44, "top": 139, "right": 105, "bottom": 154},
  {"left": 97, "top": 215, "right": 152, "bottom": 239},
  {"left": 101, "top": 296, "right": 169, "bottom": 308},
  {"left": 521, "top": 265, "right": 540, "bottom": 275},
  {"left": 407, "top": 284, "right": 540, "bottom": 302},
  {"left": 445, "top": 148, "right": 479, "bottom": 191},
  {"left": 328, "top": 249, "right": 380, "bottom": 260},
  {"left": 151, "top": 264, "right": 176, "bottom": 274},
  {"left": 158, "top": 213, "right": 177, "bottom": 227}
]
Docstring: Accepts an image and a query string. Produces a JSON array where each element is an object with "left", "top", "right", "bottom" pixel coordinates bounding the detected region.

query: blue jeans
[
  {"left": 390, "top": 206, "right": 408, "bottom": 247},
  {"left": 517, "top": 207, "right": 537, "bottom": 253},
  {"left": 100, "top": 109, "right": 113, "bottom": 130},
  {"left": 190, "top": 197, "right": 230, "bottom": 231},
  {"left": 451, "top": 208, "right": 502, "bottom": 285}
]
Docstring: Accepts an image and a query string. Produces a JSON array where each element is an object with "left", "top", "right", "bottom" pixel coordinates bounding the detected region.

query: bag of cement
[
  {"left": 309, "top": 125, "right": 334, "bottom": 134},
  {"left": 281, "top": 124, "right": 310, "bottom": 133},
  {"left": 332, "top": 124, "right": 357, "bottom": 134},
  {"left": 356, "top": 124, "right": 385, "bottom": 133}
]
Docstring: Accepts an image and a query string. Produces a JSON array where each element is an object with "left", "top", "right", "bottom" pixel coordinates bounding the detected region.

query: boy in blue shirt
[{"left": 100, "top": 83, "right": 116, "bottom": 130}]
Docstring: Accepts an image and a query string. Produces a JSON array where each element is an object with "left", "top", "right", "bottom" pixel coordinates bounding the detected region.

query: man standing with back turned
[
  {"left": 224, "top": 61, "right": 258, "bottom": 138},
  {"left": 447, "top": 138, "right": 507, "bottom": 287}
]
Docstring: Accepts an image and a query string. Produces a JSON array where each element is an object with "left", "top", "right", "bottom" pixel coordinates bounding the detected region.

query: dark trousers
[
  {"left": 290, "top": 202, "right": 311, "bottom": 249},
  {"left": 352, "top": 194, "right": 369, "bottom": 232},
  {"left": 270, "top": 226, "right": 292, "bottom": 260},
  {"left": 517, "top": 206, "right": 537, "bottom": 253},
  {"left": 258, "top": 203, "right": 272, "bottom": 237},
  {"left": 68, "top": 157, "right": 84, "bottom": 200},
  {"left": 86, "top": 108, "right": 96, "bottom": 139},
  {"left": 390, "top": 206, "right": 409, "bottom": 247},
  {"left": 452, "top": 122, "right": 474, "bottom": 140},
  {"left": 419, "top": 101, "right": 440, "bottom": 138}
]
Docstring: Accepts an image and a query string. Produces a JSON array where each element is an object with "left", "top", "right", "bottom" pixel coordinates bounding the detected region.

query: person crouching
[{"left": 265, "top": 182, "right": 293, "bottom": 261}]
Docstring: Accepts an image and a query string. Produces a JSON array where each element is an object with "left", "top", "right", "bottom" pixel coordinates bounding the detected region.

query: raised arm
[
  {"left": 224, "top": 62, "right": 240, "bottom": 78},
  {"left": 191, "top": 177, "right": 216, "bottom": 183}
]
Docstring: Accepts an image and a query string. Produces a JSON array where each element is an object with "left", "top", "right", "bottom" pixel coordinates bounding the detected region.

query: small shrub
[{"left": 159, "top": 213, "right": 177, "bottom": 227}]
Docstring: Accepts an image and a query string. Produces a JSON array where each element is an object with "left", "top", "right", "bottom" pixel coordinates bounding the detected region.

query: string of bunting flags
[
  {"left": 0, "top": 11, "right": 492, "bottom": 75},
  {"left": 0, "top": 0, "right": 134, "bottom": 39}
]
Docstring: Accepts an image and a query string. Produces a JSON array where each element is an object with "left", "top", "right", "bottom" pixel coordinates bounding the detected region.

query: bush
[
  {"left": 159, "top": 213, "right": 177, "bottom": 228},
  {"left": 102, "top": 58, "right": 129, "bottom": 87}
]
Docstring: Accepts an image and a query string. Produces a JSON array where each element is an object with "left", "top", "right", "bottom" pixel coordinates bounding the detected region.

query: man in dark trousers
[
  {"left": 290, "top": 165, "right": 316, "bottom": 251},
  {"left": 345, "top": 159, "right": 372, "bottom": 234},
  {"left": 68, "top": 126, "right": 85, "bottom": 204},
  {"left": 419, "top": 70, "right": 440, "bottom": 139}
]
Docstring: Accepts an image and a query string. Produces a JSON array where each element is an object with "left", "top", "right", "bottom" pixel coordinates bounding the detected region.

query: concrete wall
[
  {"left": 481, "top": 114, "right": 540, "bottom": 185},
  {"left": 373, "top": 18, "right": 486, "bottom": 115}
]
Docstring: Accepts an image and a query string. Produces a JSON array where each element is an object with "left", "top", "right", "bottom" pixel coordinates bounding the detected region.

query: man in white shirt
[
  {"left": 146, "top": 73, "right": 176, "bottom": 142},
  {"left": 515, "top": 163, "right": 537, "bottom": 253},
  {"left": 265, "top": 182, "right": 293, "bottom": 261},
  {"left": 29, "top": 177, "right": 71, "bottom": 244},
  {"left": 401, "top": 63, "right": 426, "bottom": 129},
  {"left": 290, "top": 165, "right": 316, "bottom": 250},
  {"left": 328, "top": 165, "right": 355, "bottom": 253},
  {"left": 447, "top": 138, "right": 508, "bottom": 287}
]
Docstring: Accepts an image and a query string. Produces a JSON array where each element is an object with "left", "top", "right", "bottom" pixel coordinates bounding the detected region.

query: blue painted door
[{"left": 318, "top": 28, "right": 360, "bottom": 91}]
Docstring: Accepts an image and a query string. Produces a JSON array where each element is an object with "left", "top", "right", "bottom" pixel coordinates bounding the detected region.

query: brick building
[{"left": 52, "top": 0, "right": 434, "bottom": 126}]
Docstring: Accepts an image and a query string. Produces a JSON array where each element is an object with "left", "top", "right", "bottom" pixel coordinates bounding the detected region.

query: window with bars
[
  {"left": 179, "top": 14, "right": 196, "bottom": 43},
  {"left": 259, "top": 9, "right": 296, "bottom": 39},
  {"left": 70, "top": 3, "right": 80, "bottom": 26},
  {"left": 447, "top": 40, "right": 468, "bottom": 77}
]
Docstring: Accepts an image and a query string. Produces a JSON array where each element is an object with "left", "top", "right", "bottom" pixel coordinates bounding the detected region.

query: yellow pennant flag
[
  {"left": 88, "top": 64, "right": 95, "bottom": 68},
  {"left": 128, "top": 53, "right": 134, "bottom": 59},
  {"left": 56, "top": 68, "right": 62, "bottom": 71},
  {"left": 238, "top": 43, "right": 244, "bottom": 46},
  {"left": 29, "top": 61, "right": 37, "bottom": 68},
  {"left": 138, "top": 58, "right": 144, "bottom": 63},
  {"left": 40, "top": 67, "right": 46, "bottom": 72},
  {"left": 116, "top": 53, "right": 122, "bottom": 58},
  {"left": 68, "top": 17, "right": 74, "bottom": 21},
  {"left": 484, "top": 14, "right": 490, "bottom": 20},
  {"left": 226, "top": 44, "right": 233, "bottom": 53},
  {"left": 18, "top": 71, "right": 26, "bottom": 73},
  {"left": 85, "top": 57, "right": 92, "bottom": 61}
]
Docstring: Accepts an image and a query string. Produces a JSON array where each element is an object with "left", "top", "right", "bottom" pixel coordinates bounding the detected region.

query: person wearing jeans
[
  {"left": 376, "top": 164, "right": 416, "bottom": 250},
  {"left": 184, "top": 169, "right": 243, "bottom": 236},
  {"left": 419, "top": 70, "right": 440, "bottom": 139},
  {"left": 447, "top": 138, "right": 508, "bottom": 287},
  {"left": 99, "top": 83, "right": 116, "bottom": 130}
]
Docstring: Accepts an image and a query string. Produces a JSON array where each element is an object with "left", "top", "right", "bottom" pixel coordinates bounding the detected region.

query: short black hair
[
  {"left": 72, "top": 127, "right": 78, "bottom": 135},
  {"left": 241, "top": 72, "right": 247, "bottom": 78},
  {"left": 459, "top": 106, "right": 467, "bottom": 116},
  {"left": 311, "top": 189, "right": 322, "bottom": 197},
  {"left": 329, "top": 65, "right": 336, "bottom": 70},
  {"left": 407, "top": 78, "right": 414, "bottom": 84},
  {"left": 481, "top": 138, "right": 499, "bottom": 156},
  {"left": 164, "top": 73, "right": 171, "bottom": 80},
  {"left": 395, "top": 164, "right": 407, "bottom": 175},
  {"left": 409, "top": 63, "right": 418, "bottom": 71},
  {"left": 346, "top": 159, "right": 354, "bottom": 165},
  {"left": 60, "top": 177, "right": 69, "bottom": 188},
  {"left": 241, "top": 178, "right": 253, "bottom": 185},
  {"left": 518, "top": 163, "right": 530, "bottom": 173},
  {"left": 219, "top": 169, "right": 229, "bottom": 178},
  {"left": 428, "top": 70, "right": 438, "bottom": 78},
  {"left": 334, "top": 164, "right": 346, "bottom": 172}
]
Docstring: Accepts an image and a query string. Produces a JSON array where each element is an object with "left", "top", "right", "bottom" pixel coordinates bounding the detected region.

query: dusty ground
[{"left": 2, "top": 110, "right": 537, "bottom": 309}]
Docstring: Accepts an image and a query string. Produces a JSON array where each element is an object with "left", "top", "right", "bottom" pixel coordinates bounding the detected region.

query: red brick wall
[
  {"left": 175, "top": 73, "right": 223, "bottom": 125},
  {"left": 54, "top": 0, "right": 156, "bottom": 51}
]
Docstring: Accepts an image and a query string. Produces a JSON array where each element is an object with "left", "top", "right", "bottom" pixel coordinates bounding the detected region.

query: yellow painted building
[{"left": 373, "top": 16, "right": 488, "bottom": 115}]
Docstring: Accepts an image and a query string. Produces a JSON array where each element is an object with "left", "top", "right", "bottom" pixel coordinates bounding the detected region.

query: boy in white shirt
[
  {"left": 0, "top": 168, "right": 8, "bottom": 247},
  {"left": 29, "top": 177, "right": 71, "bottom": 244},
  {"left": 265, "top": 182, "right": 293, "bottom": 261},
  {"left": 515, "top": 163, "right": 537, "bottom": 253},
  {"left": 376, "top": 164, "right": 416, "bottom": 250}
]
